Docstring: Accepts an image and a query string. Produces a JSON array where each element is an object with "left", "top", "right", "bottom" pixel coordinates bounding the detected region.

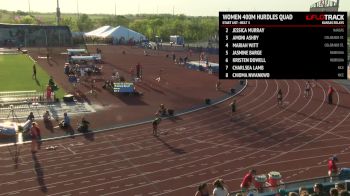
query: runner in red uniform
[
  {"left": 240, "top": 169, "right": 256, "bottom": 193},
  {"left": 328, "top": 156, "right": 338, "bottom": 182}
]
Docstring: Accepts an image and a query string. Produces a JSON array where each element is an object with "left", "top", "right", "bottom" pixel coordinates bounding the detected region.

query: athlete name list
[{"left": 219, "top": 12, "right": 348, "bottom": 79}]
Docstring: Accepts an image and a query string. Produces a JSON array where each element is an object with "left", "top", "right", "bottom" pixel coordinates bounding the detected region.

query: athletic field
[{"left": 0, "top": 54, "right": 64, "bottom": 98}]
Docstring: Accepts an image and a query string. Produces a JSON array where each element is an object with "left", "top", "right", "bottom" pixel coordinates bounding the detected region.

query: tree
[
  {"left": 77, "top": 14, "right": 93, "bottom": 32},
  {"left": 129, "top": 19, "right": 148, "bottom": 37},
  {"left": 61, "top": 17, "right": 78, "bottom": 32},
  {"left": 149, "top": 18, "right": 163, "bottom": 39},
  {"left": 98, "top": 15, "right": 130, "bottom": 27},
  {"left": 19, "top": 15, "right": 36, "bottom": 24}
]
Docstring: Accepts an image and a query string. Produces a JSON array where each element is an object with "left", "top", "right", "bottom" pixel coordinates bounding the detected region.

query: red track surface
[{"left": 0, "top": 79, "right": 350, "bottom": 195}]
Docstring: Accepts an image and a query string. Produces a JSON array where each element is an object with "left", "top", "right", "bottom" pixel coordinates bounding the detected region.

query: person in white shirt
[{"left": 213, "top": 179, "right": 229, "bottom": 196}]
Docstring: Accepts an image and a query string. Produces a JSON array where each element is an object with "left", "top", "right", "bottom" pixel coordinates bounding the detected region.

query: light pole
[
  {"left": 56, "top": 0, "right": 61, "bottom": 25},
  {"left": 28, "top": 0, "right": 31, "bottom": 13},
  {"left": 77, "top": 0, "right": 80, "bottom": 19}
]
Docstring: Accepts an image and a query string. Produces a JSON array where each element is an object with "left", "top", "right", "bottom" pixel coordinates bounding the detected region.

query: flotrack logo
[
  {"left": 305, "top": 14, "right": 325, "bottom": 21},
  {"left": 306, "top": 14, "right": 344, "bottom": 21}
]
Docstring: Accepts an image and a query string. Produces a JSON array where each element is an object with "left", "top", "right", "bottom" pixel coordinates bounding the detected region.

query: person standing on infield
[{"left": 32, "top": 64, "right": 37, "bottom": 79}]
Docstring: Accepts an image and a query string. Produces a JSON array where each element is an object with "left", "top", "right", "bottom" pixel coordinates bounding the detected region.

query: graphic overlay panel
[
  {"left": 114, "top": 83, "right": 135, "bottom": 93},
  {"left": 219, "top": 12, "right": 348, "bottom": 79}
]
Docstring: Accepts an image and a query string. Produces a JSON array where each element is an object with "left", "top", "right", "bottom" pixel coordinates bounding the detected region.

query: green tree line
[
  {"left": 1, "top": 10, "right": 349, "bottom": 42},
  {"left": 0, "top": 10, "right": 218, "bottom": 42},
  {"left": 58, "top": 14, "right": 219, "bottom": 42}
]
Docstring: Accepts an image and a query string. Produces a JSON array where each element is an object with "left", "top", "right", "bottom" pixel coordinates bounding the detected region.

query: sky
[{"left": 0, "top": 0, "right": 349, "bottom": 16}]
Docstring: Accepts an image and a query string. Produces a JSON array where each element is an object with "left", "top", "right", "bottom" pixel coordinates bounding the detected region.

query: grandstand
[
  {"left": 310, "top": 0, "right": 339, "bottom": 12},
  {"left": 0, "top": 23, "right": 73, "bottom": 47}
]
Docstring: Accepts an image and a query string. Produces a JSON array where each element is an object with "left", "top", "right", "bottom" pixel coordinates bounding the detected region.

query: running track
[{"left": 0, "top": 79, "right": 349, "bottom": 196}]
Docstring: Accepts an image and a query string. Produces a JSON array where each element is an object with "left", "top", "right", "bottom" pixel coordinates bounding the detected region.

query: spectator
[
  {"left": 213, "top": 179, "right": 229, "bottom": 196},
  {"left": 78, "top": 117, "right": 90, "bottom": 133},
  {"left": 240, "top": 169, "right": 256, "bottom": 193},
  {"left": 59, "top": 112, "right": 71, "bottom": 128},
  {"left": 329, "top": 188, "right": 338, "bottom": 196},
  {"left": 335, "top": 183, "right": 346, "bottom": 192},
  {"left": 46, "top": 85, "right": 52, "bottom": 101},
  {"left": 340, "top": 190, "right": 350, "bottom": 196},
  {"left": 328, "top": 156, "right": 339, "bottom": 182},
  {"left": 157, "top": 104, "right": 167, "bottom": 116},
  {"left": 172, "top": 52, "right": 176, "bottom": 62},
  {"left": 27, "top": 112, "right": 35, "bottom": 121},
  {"left": 195, "top": 183, "right": 210, "bottom": 196},
  {"left": 43, "top": 111, "right": 51, "bottom": 122},
  {"left": 289, "top": 192, "right": 298, "bottom": 196},
  {"left": 299, "top": 186, "right": 309, "bottom": 196},
  {"left": 64, "top": 64, "right": 70, "bottom": 75},
  {"left": 48, "top": 76, "right": 58, "bottom": 91},
  {"left": 312, "top": 183, "right": 326, "bottom": 196},
  {"left": 300, "top": 191, "right": 310, "bottom": 196},
  {"left": 278, "top": 189, "right": 288, "bottom": 196}
]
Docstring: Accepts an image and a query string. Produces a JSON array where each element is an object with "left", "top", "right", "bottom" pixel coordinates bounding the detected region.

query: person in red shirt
[
  {"left": 327, "top": 86, "right": 334, "bottom": 104},
  {"left": 30, "top": 122, "right": 42, "bottom": 153},
  {"left": 240, "top": 169, "right": 256, "bottom": 193},
  {"left": 46, "top": 85, "right": 52, "bottom": 102},
  {"left": 328, "top": 156, "right": 338, "bottom": 182}
]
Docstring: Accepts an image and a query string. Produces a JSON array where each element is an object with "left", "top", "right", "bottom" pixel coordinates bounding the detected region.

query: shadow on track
[
  {"left": 155, "top": 136, "right": 186, "bottom": 155},
  {"left": 83, "top": 131, "right": 95, "bottom": 141},
  {"left": 32, "top": 153, "right": 48, "bottom": 193}
]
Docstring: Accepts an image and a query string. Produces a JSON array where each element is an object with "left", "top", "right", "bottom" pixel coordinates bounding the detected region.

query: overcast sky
[{"left": 0, "top": 0, "right": 349, "bottom": 16}]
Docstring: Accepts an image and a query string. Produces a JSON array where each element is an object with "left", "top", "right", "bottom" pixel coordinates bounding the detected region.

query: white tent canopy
[
  {"left": 85, "top": 26, "right": 146, "bottom": 43},
  {"left": 85, "top": 25, "right": 113, "bottom": 37}
]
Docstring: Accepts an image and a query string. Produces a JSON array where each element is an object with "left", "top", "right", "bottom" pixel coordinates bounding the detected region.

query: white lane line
[
  {"left": 285, "top": 118, "right": 350, "bottom": 141},
  {"left": 151, "top": 81, "right": 346, "bottom": 195},
  {"left": 67, "top": 148, "right": 76, "bottom": 155},
  {"left": 0, "top": 81, "right": 248, "bottom": 163},
  {"left": 0, "top": 84, "right": 268, "bottom": 182},
  {"left": 0, "top": 81, "right": 314, "bottom": 194}
]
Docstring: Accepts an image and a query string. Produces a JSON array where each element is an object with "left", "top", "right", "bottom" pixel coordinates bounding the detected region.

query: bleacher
[
  {"left": 0, "top": 90, "right": 45, "bottom": 107},
  {"left": 230, "top": 172, "right": 350, "bottom": 196}
]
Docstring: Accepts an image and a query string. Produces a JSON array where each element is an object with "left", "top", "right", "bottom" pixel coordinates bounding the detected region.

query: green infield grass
[{"left": 0, "top": 54, "right": 65, "bottom": 98}]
